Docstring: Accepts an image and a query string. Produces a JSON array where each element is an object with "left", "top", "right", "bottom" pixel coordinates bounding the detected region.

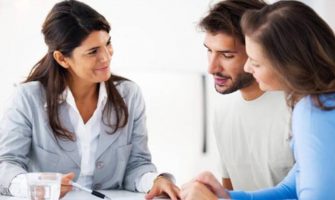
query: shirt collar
[
  {"left": 66, "top": 82, "right": 108, "bottom": 107},
  {"left": 43, "top": 82, "right": 108, "bottom": 108},
  {"left": 96, "top": 82, "right": 108, "bottom": 108}
]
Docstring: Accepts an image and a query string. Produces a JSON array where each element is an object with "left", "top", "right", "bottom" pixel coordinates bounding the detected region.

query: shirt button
[
  {"left": 96, "top": 161, "right": 104, "bottom": 169},
  {"left": 93, "top": 184, "right": 101, "bottom": 190}
]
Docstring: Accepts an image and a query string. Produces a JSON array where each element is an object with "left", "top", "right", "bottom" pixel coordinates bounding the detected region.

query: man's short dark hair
[{"left": 199, "top": 0, "right": 267, "bottom": 44}]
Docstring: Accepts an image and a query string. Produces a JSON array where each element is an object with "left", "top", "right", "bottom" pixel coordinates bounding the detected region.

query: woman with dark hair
[
  {"left": 180, "top": 1, "right": 335, "bottom": 199},
  {"left": 0, "top": 0, "right": 179, "bottom": 199}
]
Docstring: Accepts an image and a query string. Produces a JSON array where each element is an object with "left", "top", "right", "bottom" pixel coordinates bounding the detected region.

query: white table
[{"left": 0, "top": 190, "right": 170, "bottom": 200}]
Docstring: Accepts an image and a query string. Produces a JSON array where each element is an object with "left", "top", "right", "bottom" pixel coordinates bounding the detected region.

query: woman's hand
[
  {"left": 180, "top": 171, "right": 230, "bottom": 200},
  {"left": 60, "top": 172, "right": 75, "bottom": 198},
  {"left": 145, "top": 176, "right": 180, "bottom": 200},
  {"left": 195, "top": 171, "right": 230, "bottom": 198},
  {"left": 180, "top": 181, "right": 219, "bottom": 200}
]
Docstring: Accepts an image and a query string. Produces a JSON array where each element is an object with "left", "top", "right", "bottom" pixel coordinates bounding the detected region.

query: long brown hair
[
  {"left": 25, "top": 0, "right": 129, "bottom": 141},
  {"left": 199, "top": 0, "right": 267, "bottom": 44},
  {"left": 241, "top": 1, "right": 335, "bottom": 109}
]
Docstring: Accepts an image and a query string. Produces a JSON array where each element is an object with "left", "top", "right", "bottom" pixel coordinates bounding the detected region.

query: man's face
[{"left": 204, "top": 32, "right": 254, "bottom": 94}]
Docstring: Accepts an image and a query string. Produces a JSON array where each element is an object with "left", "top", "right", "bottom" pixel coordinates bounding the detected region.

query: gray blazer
[{"left": 0, "top": 81, "right": 156, "bottom": 195}]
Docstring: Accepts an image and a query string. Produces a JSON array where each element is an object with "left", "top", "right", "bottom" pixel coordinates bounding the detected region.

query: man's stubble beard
[{"left": 215, "top": 72, "right": 255, "bottom": 94}]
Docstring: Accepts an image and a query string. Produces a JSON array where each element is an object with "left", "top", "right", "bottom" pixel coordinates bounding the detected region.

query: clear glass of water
[{"left": 26, "top": 173, "right": 62, "bottom": 200}]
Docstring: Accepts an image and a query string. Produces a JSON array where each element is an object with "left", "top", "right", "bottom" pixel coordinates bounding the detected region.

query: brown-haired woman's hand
[
  {"left": 60, "top": 172, "right": 75, "bottom": 198},
  {"left": 145, "top": 176, "right": 180, "bottom": 200}
]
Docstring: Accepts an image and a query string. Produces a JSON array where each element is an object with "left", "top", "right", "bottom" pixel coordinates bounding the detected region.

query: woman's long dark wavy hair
[
  {"left": 25, "top": 0, "right": 128, "bottom": 141},
  {"left": 241, "top": 1, "right": 335, "bottom": 110}
]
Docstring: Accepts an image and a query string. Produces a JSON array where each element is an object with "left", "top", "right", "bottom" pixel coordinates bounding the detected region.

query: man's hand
[
  {"left": 145, "top": 176, "right": 180, "bottom": 200},
  {"left": 195, "top": 171, "right": 230, "bottom": 198},
  {"left": 180, "top": 180, "right": 219, "bottom": 200},
  {"left": 180, "top": 171, "right": 230, "bottom": 200}
]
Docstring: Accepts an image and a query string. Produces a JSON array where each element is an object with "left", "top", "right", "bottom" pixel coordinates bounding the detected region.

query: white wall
[
  {"left": 0, "top": 0, "right": 210, "bottom": 112},
  {"left": 1, "top": 0, "right": 335, "bottom": 186}
]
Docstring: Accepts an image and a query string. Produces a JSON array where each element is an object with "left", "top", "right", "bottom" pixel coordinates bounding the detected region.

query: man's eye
[{"left": 223, "top": 54, "right": 234, "bottom": 59}]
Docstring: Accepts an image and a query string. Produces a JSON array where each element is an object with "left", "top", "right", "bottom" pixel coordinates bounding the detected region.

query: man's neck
[{"left": 239, "top": 81, "right": 264, "bottom": 101}]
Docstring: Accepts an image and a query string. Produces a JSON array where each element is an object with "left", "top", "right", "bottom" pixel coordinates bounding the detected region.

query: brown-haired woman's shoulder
[
  {"left": 16, "top": 81, "right": 45, "bottom": 100},
  {"left": 113, "top": 78, "right": 141, "bottom": 98}
]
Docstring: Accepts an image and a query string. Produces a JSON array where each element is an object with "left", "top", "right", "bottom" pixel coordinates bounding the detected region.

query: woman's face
[
  {"left": 64, "top": 30, "right": 112, "bottom": 85},
  {"left": 244, "top": 36, "right": 284, "bottom": 91}
]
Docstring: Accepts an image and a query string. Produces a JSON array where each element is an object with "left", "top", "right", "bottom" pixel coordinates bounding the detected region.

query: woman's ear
[{"left": 53, "top": 51, "right": 69, "bottom": 69}]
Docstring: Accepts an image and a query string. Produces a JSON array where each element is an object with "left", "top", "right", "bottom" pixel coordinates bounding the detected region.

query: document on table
[{"left": 0, "top": 190, "right": 171, "bottom": 200}]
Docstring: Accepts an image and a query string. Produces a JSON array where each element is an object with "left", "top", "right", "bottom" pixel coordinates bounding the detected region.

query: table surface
[{"left": 0, "top": 190, "right": 170, "bottom": 200}]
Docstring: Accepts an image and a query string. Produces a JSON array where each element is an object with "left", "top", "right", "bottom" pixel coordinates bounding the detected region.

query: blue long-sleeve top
[{"left": 229, "top": 94, "right": 335, "bottom": 199}]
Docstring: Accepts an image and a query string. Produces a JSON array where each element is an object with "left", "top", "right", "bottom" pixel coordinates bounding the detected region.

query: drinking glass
[{"left": 26, "top": 173, "right": 61, "bottom": 200}]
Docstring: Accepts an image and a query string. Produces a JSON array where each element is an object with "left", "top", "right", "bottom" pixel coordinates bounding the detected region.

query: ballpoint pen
[{"left": 70, "top": 181, "right": 112, "bottom": 200}]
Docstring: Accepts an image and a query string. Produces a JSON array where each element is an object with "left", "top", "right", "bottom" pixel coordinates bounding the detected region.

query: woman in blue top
[{"left": 180, "top": 1, "right": 335, "bottom": 199}]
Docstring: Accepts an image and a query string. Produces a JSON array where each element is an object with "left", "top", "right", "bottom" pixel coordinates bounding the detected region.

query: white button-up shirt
[{"left": 66, "top": 82, "right": 106, "bottom": 188}]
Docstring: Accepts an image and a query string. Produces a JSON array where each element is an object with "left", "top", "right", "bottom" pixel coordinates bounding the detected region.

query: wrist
[
  {"left": 218, "top": 189, "right": 231, "bottom": 199},
  {"left": 153, "top": 175, "right": 164, "bottom": 183},
  {"left": 154, "top": 173, "right": 175, "bottom": 184}
]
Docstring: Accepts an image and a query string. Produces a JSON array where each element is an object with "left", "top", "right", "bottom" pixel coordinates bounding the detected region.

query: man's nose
[{"left": 208, "top": 55, "right": 222, "bottom": 74}]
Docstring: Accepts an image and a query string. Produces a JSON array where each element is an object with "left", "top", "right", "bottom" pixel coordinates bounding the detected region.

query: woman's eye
[
  {"left": 252, "top": 63, "right": 260, "bottom": 67},
  {"left": 88, "top": 50, "right": 97, "bottom": 55},
  {"left": 248, "top": 58, "right": 260, "bottom": 67}
]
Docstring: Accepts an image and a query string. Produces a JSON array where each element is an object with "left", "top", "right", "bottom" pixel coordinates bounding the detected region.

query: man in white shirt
[{"left": 183, "top": 0, "right": 294, "bottom": 193}]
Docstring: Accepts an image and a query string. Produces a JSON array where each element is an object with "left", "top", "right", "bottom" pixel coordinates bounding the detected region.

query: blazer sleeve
[
  {"left": 122, "top": 84, "right": 157, "bottom": 191},
  {"left": 0, "top": 86, "right": 32, "bottom": 195}
]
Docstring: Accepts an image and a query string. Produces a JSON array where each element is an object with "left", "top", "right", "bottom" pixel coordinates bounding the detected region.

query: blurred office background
[{"left": 0, "top": 0, "right": 334, "bottom": 186}]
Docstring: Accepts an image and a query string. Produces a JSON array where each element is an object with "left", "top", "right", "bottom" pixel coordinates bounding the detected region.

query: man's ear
[{"left": 53, "top": 50, "right": 69, "bottom": 69}]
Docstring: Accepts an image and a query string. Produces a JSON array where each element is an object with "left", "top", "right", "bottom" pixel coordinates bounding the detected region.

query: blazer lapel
[
  {"left": 95, "top": 126, "right": 122, "bottom": 160},
  {"left": 57, "top": 104, "right": 81, "bottom": 167},
  {"left": 58, "top": 138, "right": 81, "bottom": 167}
]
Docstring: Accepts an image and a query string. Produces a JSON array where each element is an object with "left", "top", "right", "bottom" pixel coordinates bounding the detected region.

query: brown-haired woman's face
[
  {"left": 64, "top": 30, "right": 113, "bottom": 85},
  {"left": 244, "top": 36, "right": 283, "bottom": 91}
]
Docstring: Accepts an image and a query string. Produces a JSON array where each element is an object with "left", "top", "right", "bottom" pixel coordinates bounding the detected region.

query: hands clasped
[{"left": 180, "top": 171, "right": 230, "bottom": 200}]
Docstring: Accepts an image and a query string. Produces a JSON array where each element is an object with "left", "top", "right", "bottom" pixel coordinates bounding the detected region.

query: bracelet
[{"left": 153, "top": 175, "right": 165, "bottom": 183}]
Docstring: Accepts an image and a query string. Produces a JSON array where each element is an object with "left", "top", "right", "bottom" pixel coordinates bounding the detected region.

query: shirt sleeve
[
  {"left": 9, "top": 174, "right": 28, "bottom": 197},
  {"left": 228, "top": 164, "right": 297, "bottom": 200},
  {"left": 136, "top": 172, "right": 175, "bottom": 193},
  {"left": 136, "top": 172, "right": 157, "bottom": 193}
]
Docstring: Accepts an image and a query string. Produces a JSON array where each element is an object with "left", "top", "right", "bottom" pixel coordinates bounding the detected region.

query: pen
[{"left": 70, "top": 181, "right": 112, "bottom": 200}]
